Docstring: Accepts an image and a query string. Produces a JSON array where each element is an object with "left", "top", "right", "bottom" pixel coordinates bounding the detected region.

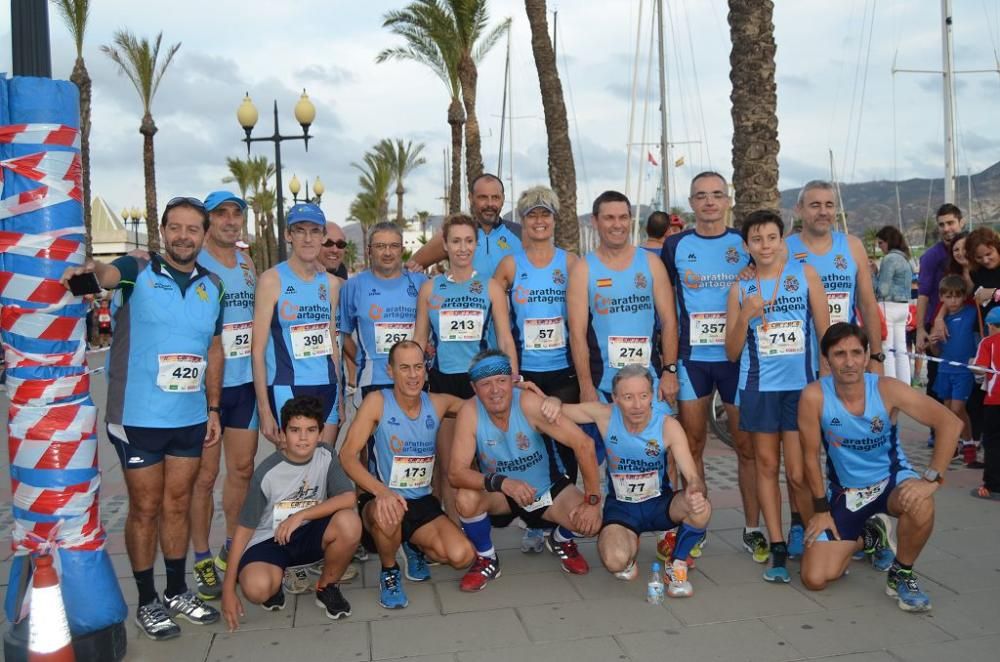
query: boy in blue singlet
[{"left": 928, "top": 275, "right": 979, "bottom": 448}]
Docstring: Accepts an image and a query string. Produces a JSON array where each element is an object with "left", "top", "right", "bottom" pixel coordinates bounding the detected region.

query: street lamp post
[
  {"left": 237, "top": 90, "right": 316, "bottom": 261},
  {"left": 121, "top": 207, "right": 144, "bottom": 250},
  {"left": 289, "top": 174, "right": 326, "bottom": 205}
]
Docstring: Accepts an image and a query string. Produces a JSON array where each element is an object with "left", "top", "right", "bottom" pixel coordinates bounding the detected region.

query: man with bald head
[{"left": 321, "top": 221, "right": 349, "bottom": 280}]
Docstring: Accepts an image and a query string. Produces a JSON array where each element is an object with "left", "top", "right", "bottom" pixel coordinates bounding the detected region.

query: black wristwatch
[
  {"left": 870, "top": 352, "right": 886, "bottom": 363},
  {"left": 662, "top": 363, "right": 678, "bottom": 374},
  {"left": 586, "top": 493, "right": 601, "bottom": 506},
  {"left": 208, "top": 405, "right": 222, "bottom": 414}
]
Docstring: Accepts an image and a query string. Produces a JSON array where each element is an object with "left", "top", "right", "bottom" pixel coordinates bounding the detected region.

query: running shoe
[
  {"left": 308, "top": 561, "right": 358, "bottom": 582},
  {"left": 743, "top": 529, "right": 770, "bottom": 563},
  {"left": 164, "top": 590, "right": 220, "bottom": 625},
  {"left": 353, "top": 544, "right": 369, "bottom": 563},
  {"left": 261, "top": 589, "right": 286, "bottom": 611},
  {"left": 521, "top": 527, "right": 546, "bottom": 554},
  {"left": 867, "top": 513, "right": 898, "bottom": 555},
  {"left": 282, "top": 566, "right": 313, "bottom": 595},
  {"left": 378, "top": 567, "right": 409, "bottom": 609},
  {"left": 666, "top": 559, "right": 693, "bottom": 598},
  {"left": 545, "top": 533, "right": 590, "bottom": 575},
  {"left": 135, "top": 598, "right": 180, "bottom": 641},
  {"left": 193, "top": 557, "right": 222, "bottom": 600},
  {"left": 214, "top": 541, "right": 230, "bottom": 573},
  {"left": 787, "top": 524, "right": 805, "bottom": 559},
  {"left": 614, "top": 559, "right": 638, "bottom": 581},
  {"left": 459, "top": 555, "right": 501, "bottom": 592},
  {"left": 762, "top": 564, "right": 791, "bottom": 583},
  {"left": 852, "top": 549, "right": 867, "bottom": 561},
  {"left": 887, "top": 568, "right": 932, "bottom": 612},
  {"left": 400, "top": 542, "right": 431, "bottom": 582},
  {"left": 315, "top": 583, "right": 352, "bottom": 620}
]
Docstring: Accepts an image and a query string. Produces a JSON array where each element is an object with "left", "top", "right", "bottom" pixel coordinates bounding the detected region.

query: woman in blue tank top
[
  {"left": 414, "top": 214, "right": 517, "bottom": 399},
  {"left": 725, "top": 210, "right": 830, "bottom": 584}
]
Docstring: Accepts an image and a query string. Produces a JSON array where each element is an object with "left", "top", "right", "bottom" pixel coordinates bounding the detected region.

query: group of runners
[{"left": 60, "top": 171, "right": 960, "bottom": 642}]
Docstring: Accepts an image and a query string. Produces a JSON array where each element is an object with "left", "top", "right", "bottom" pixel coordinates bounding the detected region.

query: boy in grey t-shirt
[{"left": 221, "top": 396, "right": 361, "bottom": 630}]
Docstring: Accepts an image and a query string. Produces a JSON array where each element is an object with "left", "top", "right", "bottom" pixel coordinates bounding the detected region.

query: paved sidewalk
[{"left": 2, "top": 358, "right": 998, "bottom": 661}]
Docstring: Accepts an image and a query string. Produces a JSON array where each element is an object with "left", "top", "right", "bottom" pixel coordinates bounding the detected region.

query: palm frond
[{"left": 52, "top": 0, "right": 90, "bottom": 55}]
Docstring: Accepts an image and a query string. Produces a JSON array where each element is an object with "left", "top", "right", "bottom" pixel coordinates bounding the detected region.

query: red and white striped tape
[
  {"left": 12, "top": 476, "right": 100, "bottom": 517},
  {"left": 8, "top": 402, "right": 97, "bottom": 442},
  {"left": 12, "top": 509, "right": 104, "bottom": 552},
  {"left": 1, "top": 308, "right": 86, "bottom": 341},
  {"left": 0, "top": 151, "right": 80, "bottom": 193},
  {"left": 0, "top": 186, "right": 78, "bottom": 222},
  {"left": 8, "top": 437, "right": 97, "bottom": 472},
  {"left": 0, "top": 231, "right": 84, "bottom": 262},
  {"left": 3, "top": 342, "right": 86, "bottom": 369},
  {"left": 0, "top": 123, "right": 80, "bottom": 149},
  {"left": 4, "top": 373, "right": 90, "bottom": 406},
  {"left": 0, "top": 271, "right": 78, "bottom": 308}
]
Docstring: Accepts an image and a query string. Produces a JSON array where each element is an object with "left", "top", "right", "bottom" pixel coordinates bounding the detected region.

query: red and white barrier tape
[
  {"left": 0, "top": 123, "right": 80, "bottom": 149},
  {"left": 1, "top": 308, "right": 86, "bottom": 341}
]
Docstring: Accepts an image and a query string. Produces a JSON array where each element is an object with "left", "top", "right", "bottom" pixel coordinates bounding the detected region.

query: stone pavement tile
[
  {"left": 787, "top": 562, "right": 953, "bottom": 610},
  {"left": 663, "top": 576, "right": 823, "bottom": 626},
  {"left": 928, "top": 524, "right": 1000, "bottom": 559},
  {"left": 293, "top": 581, "right": 439, "bottom": 625},
  {"left": 762, "top": 604, "right": 954, "bottom": 658},
  {"left": 370, "top": 608, "right": 529, "bottom": 659},
  {"left": 109, "top": 552, "right": 165, "bottom": 579},
  {"left": 517, "top": 597, "right": 682, "bottom": 642},
  {"left": 888, "top": 633, "right": 1000, "bottom": 661},
  {"left": 177, "top": 592, "right": 295, "bottom": 634},
  {"left": 805, "top": 652, "right": 896, "bottom": 662},
  {"left": 437, "top": 568, "right": 581, "bottom": 614},
  {"left": 617, "top": 619, "right": 804, "bottom": 662},
  {"left": 694, "top": 552, "right": 772, "bottom": 586},
  {"left": 456, "top": 636, "right": 628, "bottom": 662},
  {"left": 207, "top": 621, "right": 369, "bottom": 662},
  {"left": 918, "top": 589, "right": 999, "bottom": 639},
  {"left": 564, "top": 558, "right": 665, "bottom": 601},
  {"left": 918, "top": 553, "right": 1000, "bottom": 593},
  {"left": 930, "top": 487, "right": 1000, "bottom": 529},
  {"left": 126, "top": 631, "right": 214, "bottom": 662},
  {"left": 704, "top": 507, "right": 748, "bottom": 531},
  {"left": 379, "top": 657, "right": 456, "bottom": 662}
]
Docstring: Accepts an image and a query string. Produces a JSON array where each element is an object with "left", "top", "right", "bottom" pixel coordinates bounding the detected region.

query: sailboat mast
[
  {"left": 656, "top": 0, "right": 670, "bottom": 211},
  {"left": 941, "top": 0, "right": 958, "bottom": 203}
]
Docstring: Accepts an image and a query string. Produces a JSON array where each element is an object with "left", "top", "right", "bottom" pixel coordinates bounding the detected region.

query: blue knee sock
[
  {"left": 460, "top": 513, "right": 496, "bottom": 558},
  {"left": 673, "top": 523, "right": 706, "bottom": 561},
  {"left": 194, "top": 549, "right": 212, "bottom": 563},
  {"left": 553, "top": 526, "right": 576, "bottom": 543}
]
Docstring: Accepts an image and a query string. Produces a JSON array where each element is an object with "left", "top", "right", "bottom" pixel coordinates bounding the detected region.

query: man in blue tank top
[
  {"left": 407, "top": 173, "right": 522, "bottom": 277},
  {"left": 725, "top": 210, "right": 831, "bottom": 584},
  {"left": 539, "top": 365, "right": 712, "bottom": 598},
  {"left": 787, "top": 180, "right": 885, "bottom": 372},
  {"left": 338, "top": 222, "right": 425, "bottom": 402},
  {"left": 252, "top": 203, "right": 342, "bottom": 448},
  {"left": 340, "top": 341, "right": 475, "bottom": 609},
  {"left": 799, "top": 323, "right": 960, "bottom": 613},
  {"left": 568, "top": 190, "right": 679, "bottom": 414},
  {"left": 450, "top": 350, "right": 604, "bottom": 592},
  {"left": 661, "top": 172, "right": 763, "bottom": 564},
  {"left": 61, "top": 196, "right": 224, "bottom": 640},
  {"left": 188, "top": 191, "right": 260, "bottom": 601}
]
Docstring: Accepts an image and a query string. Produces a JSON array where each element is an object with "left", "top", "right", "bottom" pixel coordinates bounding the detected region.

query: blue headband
[{"left": 469, "top": 355, "right": 512, "bottom": 382}]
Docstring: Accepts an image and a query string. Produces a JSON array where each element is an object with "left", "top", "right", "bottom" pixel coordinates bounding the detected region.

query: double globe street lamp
[
  {"left": 236, "top": 90, "right": 316, "bottom": 261},
  {"left": 289, "top": 174, "right": 325, "bottom": 205},
  {"left": 120, "top": 206, "right": 146, "bottom": 249}
]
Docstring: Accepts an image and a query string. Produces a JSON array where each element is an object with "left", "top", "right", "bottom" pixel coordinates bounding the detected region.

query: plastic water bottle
[{"left": 647, "top": 562, "right": 664, "bottom": 605}]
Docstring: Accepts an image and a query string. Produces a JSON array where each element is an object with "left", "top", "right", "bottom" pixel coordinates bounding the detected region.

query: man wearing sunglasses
[
  {"left": 60, "top": 196, "right": 224, "bottom": 640},
  {"left": 320, "top": 221, "right": 349, "bottom": 280}
]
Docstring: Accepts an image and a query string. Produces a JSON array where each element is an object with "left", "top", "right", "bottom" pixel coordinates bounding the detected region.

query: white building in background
[{"left": 91, "top": 196, "right": 147, "bottom": 260}]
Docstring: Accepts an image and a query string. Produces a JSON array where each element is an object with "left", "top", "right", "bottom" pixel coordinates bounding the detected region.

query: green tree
[
  {"left": 52, "top": 0, "right": 94, "bottom": 256},
  {"left": 344, "top": 240, "right": 359, "bottom": 272},
  {"left": 101, "top": 30, "right": 181, "bottom": 252},
  {"left": 376, "top": 138, "right": 427, "bottom": 226},
  {"left": 222, "top": 156, "right": 255, "bottom": 238}
]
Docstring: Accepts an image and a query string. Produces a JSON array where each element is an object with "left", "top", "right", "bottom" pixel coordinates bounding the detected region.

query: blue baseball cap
[
  {"left": 287, "top": 202, "right": 326, "bottom": 226},
  {"left": 986, "top": 307, "right": 1000, "bottom": 326},
  {"left": 204, "top": 190, "right": 247, "bottom": 211}
]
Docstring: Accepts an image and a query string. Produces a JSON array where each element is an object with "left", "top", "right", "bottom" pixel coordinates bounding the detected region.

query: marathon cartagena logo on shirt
[
  {"left": 592, "top": 292, "right": 653, "bottom": 315},
  {"left": 683, "top": 269, "right": 738, "bottom": 291},
  {"left": 783, "top": 275, "right": 800, "bottom": 293},
  {"left": 280, "top": 301, "right": 328, "bottom": 322},
  {"left": 825, "top": 428, "right": 889, "bottom": 452},
  {"left": 514, "top": 285, "right": 564, "bottom": 306}
]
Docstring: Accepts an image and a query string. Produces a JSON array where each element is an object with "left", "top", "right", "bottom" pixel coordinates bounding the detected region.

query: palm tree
[
  {"left": 348, "top": 192, "right": 381, "bottom": 269},
  {"left": 246, "top": 156, "right": 278, "bottom": 267},
  {"left": 222, "top": 156, "right": 255, "bottom": 238},
  {"left": 101, "top": 30, "right": 181, "bottom": 252},
  {"left": 525, "top": 0, "right": 578, "bottom": 253},
  {"left": 376, "top": 138, "right": 427, "bottom": 226},
  {"left": 344, "top": 240, "right": 359, "bottom": 272},
  {"left": 415, "top": 210, "right": 431, "bottom": 241},
  {"left": 53, "top": 0, "right": 93, "bottom": 256},
  {"left": 728, "top": 0, "right": 780, "bottom": 225},
  {"left": 352, "top": 149, "right": 394, "bottom": 225},
  {"left": 378, "top": 3, "right": 464, "bottom": 214}
]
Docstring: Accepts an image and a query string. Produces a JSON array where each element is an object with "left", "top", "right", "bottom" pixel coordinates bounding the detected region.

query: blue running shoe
[
  {"left": 379, "top": 567, "right": 408, "bottom": 609},
  {"left": 762, "top": 565, "right": 791, "bottom": 583},
  {"left": 521, "top": 528, "right": 545, "bottom": 554},
  {"left": 787, "top": 524, "right": 805, "bottom": 559},
  {"left": 851, "top": 549, "right": 867, "bottom": 561},
  {"left": 400, "top": 542, "right": 431, "bottom": 582},
  {"left": 872, "top": 548, "right": 895, "bottom": 572},
  {"left": 886, "top": 569, "right": 931, "bottom": 612}
]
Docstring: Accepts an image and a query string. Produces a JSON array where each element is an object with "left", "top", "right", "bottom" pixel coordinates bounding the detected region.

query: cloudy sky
[{"left": 2, "top": 0, "right": 999, "bottom": 224}]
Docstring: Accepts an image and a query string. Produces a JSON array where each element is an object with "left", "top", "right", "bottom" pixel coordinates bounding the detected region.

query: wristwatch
[
  {"left": 921, "top": 468, "right": 943, "bottom": 484},
  {"left": 586, "top": 493, "right": 601, "bottom": 506},
  {"left": 662, "top": 363, "right": 678, "bottom": 374},
  {"left": 208, "top": 405, "right": 221, "bottom": 414},
  {"left": 870, "top": 352, "right": 886, "bottom": 363}
]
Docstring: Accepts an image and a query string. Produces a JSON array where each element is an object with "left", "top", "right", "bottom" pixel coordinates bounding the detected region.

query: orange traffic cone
[{"left": 28, "top": 554, "right": 76, "bottom": 661}]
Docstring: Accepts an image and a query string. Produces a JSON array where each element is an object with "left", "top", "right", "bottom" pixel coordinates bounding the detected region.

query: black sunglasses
[
  {"left": 323, "top": 239, "right": 348, "bottom": 249},
  {"left": 165, "top": 196, "right": 206, "bottom": 210}
]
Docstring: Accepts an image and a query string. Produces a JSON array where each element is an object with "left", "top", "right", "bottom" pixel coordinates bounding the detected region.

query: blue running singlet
[
  {"left": 369, "top": 390, "right": 440, "bottom": 499},
  {"left": 820, "top": 373, "right": 914, "bottom": 489},
  {"left": 198, "top": 248, "right": 255, "bottom": 387},
  {"left": 604, "top": 405, "right": 671, "bottom": 503},
  {"left": 338, "top": 270, "right": 425, "bottom": 389},
  {"left": 738, "top": 260, "right": 816, "bottom": 392},
  {"left": 663, "top": 229, "right": 748, "bottom": 362},
  {"left": 266, "top": 262, "right": 336, "bottom": 386},
  {"left": 509, "top": 249, "right": 571, "bottom": 373},
  {"left": 786, "top": 231, "right": 857, "bottom": 327},
  {"left": 428, "top": 273, "right": 492, "bottom": 375}
]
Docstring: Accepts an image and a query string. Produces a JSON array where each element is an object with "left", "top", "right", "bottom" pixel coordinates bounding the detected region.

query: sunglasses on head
[
  {"left": 323, "top": 239, "right": 348, "bottom": 249},
  {"left": 165, "top": 196, "right": 206, "bottom": 210}
]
